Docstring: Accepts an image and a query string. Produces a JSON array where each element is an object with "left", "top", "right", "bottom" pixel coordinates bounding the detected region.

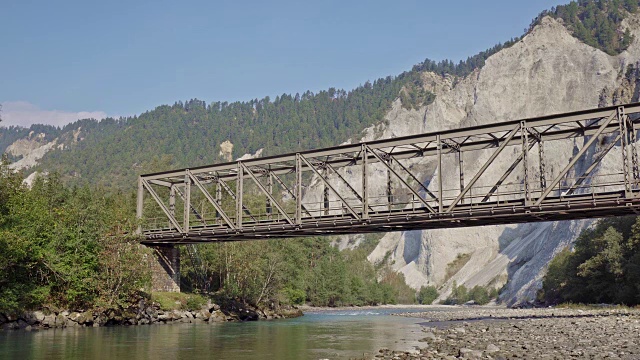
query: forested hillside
[{"left": 30, "top": 77, "right": 421, "bottom": 189}]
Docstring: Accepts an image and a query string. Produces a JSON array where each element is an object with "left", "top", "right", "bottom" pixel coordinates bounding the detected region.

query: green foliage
[
  {"left": 151, "top": 292, "right": 207, "bottom": 311},
  {"left": 443, "top": 281, "right": 497, "bottom": 305},
  {"left": 180, "top": 236, "right": 413, "bottom": 308},
  {"left": 468, "top": 286, "right": 491, "bottom": 305},
  {"left": 0, "top": 164, "right": 150, "bottom": 313},
  {"left": 281, "top": 287, "right": 306, "bottom": 305},
  {"left": 532, "top": 0, "right": 638, "bottom": 55},
  {"left": 377, "top": 269, "right": 416, "bottom": 305},
  {"left": 399, "top": 73, "right": 437, "bottom": 110},
  {"left": 444, "top": 281, "right": 469, "bottom": 305},
  {"left": 540, "top": 216, "right": 640, "bottom": 305},
  {"left": 416, "top": 286, "right": 439, "bottom": 305}
]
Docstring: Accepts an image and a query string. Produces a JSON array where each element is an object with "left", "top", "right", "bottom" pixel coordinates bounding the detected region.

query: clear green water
[{"left": 0, "top": 308, "right": 430, "bottom": 360}]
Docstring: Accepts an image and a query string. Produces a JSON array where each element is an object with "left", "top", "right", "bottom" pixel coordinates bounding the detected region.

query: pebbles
[{"left": 372, "top": 307, "right": 640, "bottom": 359}]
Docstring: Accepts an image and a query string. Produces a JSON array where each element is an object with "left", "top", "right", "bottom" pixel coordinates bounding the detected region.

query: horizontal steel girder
[{"left": 137, "top": 102, "right": 640, "bottom": 244}]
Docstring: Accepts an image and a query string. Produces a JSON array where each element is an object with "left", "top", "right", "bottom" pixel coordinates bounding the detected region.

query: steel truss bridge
[{"left": 138, "top": 103, "right": 640, "bottom": 245}]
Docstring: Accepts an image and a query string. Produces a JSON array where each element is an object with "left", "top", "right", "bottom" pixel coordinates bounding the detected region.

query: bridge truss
[{"left": 138, "top": 103, "right": 640, "bottom": 245}]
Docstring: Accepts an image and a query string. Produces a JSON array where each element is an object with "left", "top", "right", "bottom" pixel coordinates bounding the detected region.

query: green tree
[{"left": 416, "top": 286, "right": 439, "bottom": 305}]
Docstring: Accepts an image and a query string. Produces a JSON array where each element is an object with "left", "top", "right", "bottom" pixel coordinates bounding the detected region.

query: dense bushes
[
  {"left": 416, "top": 286, "right": 439, "bottom": 305},
  {"left": 0, "top": 162, "right": 150, "bottom": 313},
  {"left": 539, "top": 216, "right": 640, "bottom": 305},
  {"left": 180, "top": 235, "right": 415, "bottom": 308},
  {"left": 442, "top": 281, "right": 498, "bottom": 305}
]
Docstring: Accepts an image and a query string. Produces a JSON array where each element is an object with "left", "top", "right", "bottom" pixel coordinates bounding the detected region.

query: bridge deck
[{"left": 138, "top": 103, "right": 640, "bottom": 245}]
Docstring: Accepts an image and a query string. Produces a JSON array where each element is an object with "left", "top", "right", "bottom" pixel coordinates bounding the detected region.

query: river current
[{"left": 0, "top": 308, "right": 430, "bottom": 359}]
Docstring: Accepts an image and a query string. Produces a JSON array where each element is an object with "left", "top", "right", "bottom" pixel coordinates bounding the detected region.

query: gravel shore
[{"left": 371, "top": 307, "right": 640, "bottom": 359}]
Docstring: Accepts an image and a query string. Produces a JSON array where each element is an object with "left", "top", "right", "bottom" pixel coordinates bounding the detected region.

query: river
[{"left": 0, "top": 308, "right": 431, "bottom": 359}]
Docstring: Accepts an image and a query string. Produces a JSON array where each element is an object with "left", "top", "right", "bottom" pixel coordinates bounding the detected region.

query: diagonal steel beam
[
  {"left": 141, "top": 179, "right": 184, "bottom": 232},
  {"left": 388, "top": 154, "right": 439, "bottom": 202},
  {"left": 366, "top": 145, "right": 436, "bottom": 214},
  {"left": 240, "top": 163, "right": 294, "bottom": 225},
  {"left": 173, "top": 185, "right": 206, "bottom": 225},
  {"left": 481, "top": 139, "right": 537, "bottom": 202},
  {"left": 534, "top": 112, "right": 617, "bottom": 206},
  {"left": 565, "top": 133, "right": 622, "bottom": 196},
  {"left": 446, "top": 126, "right": 520, "bottom": 212},
  {"left": 187, "top": 171, "right": 236, "bottom": 230},
  {"left": 270, "top": 172, "right": 314, "bottom": 218},
  {"left": 216, "top": 177, "right": 257, "bottom": 222},
  {"left": 299, "top": 154, "right": 361, "bottom": 220},
  {"left": 325, "top": 162, "right": 375, "bottom": 213}
]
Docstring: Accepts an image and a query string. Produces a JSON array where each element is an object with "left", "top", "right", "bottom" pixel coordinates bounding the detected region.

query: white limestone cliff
[{"left": 352, "top": 16, "right": 640, "bottom": 305}]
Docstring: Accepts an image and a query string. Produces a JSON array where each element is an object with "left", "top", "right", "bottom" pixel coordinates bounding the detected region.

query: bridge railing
[{"left": 137, "top": 103, "right": 640, "bottom": 244}]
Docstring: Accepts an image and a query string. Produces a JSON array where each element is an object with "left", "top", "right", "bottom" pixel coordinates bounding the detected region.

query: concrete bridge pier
[{"left": 149, "top": 245, "right": 180, "bottom": 292}]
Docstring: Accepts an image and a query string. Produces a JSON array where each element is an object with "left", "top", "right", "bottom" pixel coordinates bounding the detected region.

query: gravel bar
[{"left": 369, "top": 307, "right": 640, "bottom": 359}]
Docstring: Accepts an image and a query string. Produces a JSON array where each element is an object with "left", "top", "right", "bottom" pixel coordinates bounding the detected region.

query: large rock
[
  {"left": 41, "top": 314, "right": 56, "bottom": 327},
  {"left": 77, "top": 311, "right": 93, "bottom": 325},
  {"left": 55, "top": 313, "right": 67, "bottom": 327},
  {"left": 195, "top": 310, "right": 211, "bottom": 321},
  {"left": 68, "top": 312, "right": 81, "bottom": 323},
  {"left": 22, "top": 311, "right": 45, "bottom": 326}
]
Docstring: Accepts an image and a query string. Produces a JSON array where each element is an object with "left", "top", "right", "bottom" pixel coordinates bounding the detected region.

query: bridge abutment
[{"left": 149, "top": 245, "right": 180, "bottom": 292}]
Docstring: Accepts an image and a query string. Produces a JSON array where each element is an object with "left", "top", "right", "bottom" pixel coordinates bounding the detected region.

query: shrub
[{"left": 416, "top": 286, "right": 439, "bottom": 305}]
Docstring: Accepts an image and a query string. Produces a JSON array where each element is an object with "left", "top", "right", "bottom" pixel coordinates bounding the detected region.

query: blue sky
[{"left": 1, "top": 0, "right": 568, "bottom": 127}]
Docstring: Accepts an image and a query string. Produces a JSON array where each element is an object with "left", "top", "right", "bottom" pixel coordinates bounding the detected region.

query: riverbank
[
  {"left": 373, "top": 306, "right": 640, "bottom": 359},
  {"left": 0, "top": 298, "right": 302, "bottom": 331}
]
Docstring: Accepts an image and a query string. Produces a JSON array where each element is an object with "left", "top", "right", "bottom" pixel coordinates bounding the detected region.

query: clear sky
[{"left": 1, "top": 0, "right": 568, "bottom": 127}]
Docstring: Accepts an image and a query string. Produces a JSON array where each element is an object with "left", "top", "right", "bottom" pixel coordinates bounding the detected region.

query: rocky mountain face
[{"left": 342, "top": 15, "right": 640, "bottom": 305}]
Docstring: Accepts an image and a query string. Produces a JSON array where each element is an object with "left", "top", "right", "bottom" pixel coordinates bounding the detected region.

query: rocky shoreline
[
  {"left": 0, "top": 302, "right": 302, "bottom": 331},
  {"left": 372, "top": 307, "right": 640, "bottom": 359}
]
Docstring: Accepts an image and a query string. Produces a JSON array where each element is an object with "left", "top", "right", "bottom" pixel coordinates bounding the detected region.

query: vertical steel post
[
  {"left": 169, "top": 185, "right": 176, "bottom": 216},
  {"left": 458, "top": 151, "right": 464, "bottom": 204},
  {"left": 362, "top": 144, "right": 369, "bottom": 219},
  {"left": 619, "top": 107, "right": 632, "bottom": 197},
  {"left": 629, "top": 117, "right": 639, "bottom": 185},
  {"left": 538, "top": 139, "right": 546, "bottom": 190},
  {"left": 387, "top": 158, "right": 393, "bottom": 211},
  {"left": 236, "top": 162, "right": 244, "bottom": 229},
  {"left": 266, "top": 171, "right": 273, "bottom": 219},
  {"left": 521, "top": 121, "right": 530, "bottom": 205},
  {"left": 137, "top": 176, "right": 144, "bottom": 234},
  {"left": 183, "top": 172, "right": 191, "bottom": 233},
  {"left": 215, "top": 179, "right": 222, "bottom": 221},
  {"left": 295, "top": 154, "right": 302, "bottom": 224},
  {"left": 323, "top": 167, "right": 330, "bottom": 215},
  {"left": 437, "top": 134, "right": 443, "bottom": 213}
]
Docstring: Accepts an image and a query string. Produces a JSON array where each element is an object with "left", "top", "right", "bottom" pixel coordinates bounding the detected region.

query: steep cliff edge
[{"left": 361, "top": 15, "right": 640, "bottom": 305}]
